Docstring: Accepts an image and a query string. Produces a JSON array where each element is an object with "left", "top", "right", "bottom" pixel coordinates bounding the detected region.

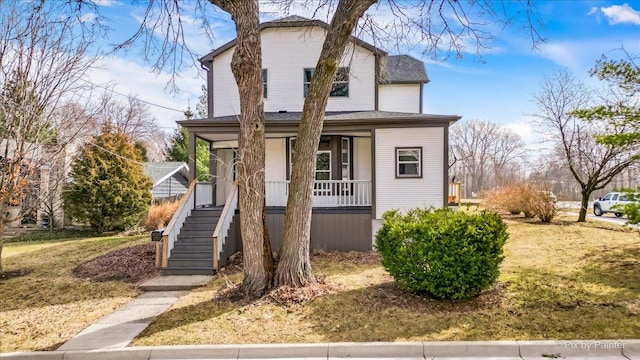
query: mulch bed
[{"left": 73, "top": 243, "right": 159, "bottom": 283}]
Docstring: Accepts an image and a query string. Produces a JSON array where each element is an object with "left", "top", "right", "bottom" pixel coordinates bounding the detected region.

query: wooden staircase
[{"left": 162, "top": 208, "right": 222, "bottom": 275}]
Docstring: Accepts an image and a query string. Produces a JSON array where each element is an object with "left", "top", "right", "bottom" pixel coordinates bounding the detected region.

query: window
[
  {"left": 304, "top": 67, "right": 349, "bottom": 97},
  {"left": 316, "top": 151, "right": 331, "bottom": 180},
  {"left": 341, "top": 137, "right": 350, "bottom": 180},
  {"left": 262, "top": 69, "right": 268, "bottom": 98},
  {"left": 602, "top": 194, "right": 612, "bottom": 201},
  {"left": 396, "top": 147, "right": 422, "bottom": 178},
  {"left": 288, "top": 137, "right": 333, "bottom": 181},
  {"left": 611, "top": 194, "right": 618, "bottom": 201}
]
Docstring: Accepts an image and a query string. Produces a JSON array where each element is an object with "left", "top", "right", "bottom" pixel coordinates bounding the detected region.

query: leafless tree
[
  {"left": 0, "top": 0, "right": 102, "bottom": 272},
  {"left": 450, "top": 119, "right": 526, "bottom": 197},
  {"left": 111, "top": 0, "right": 542, "bottom": 294},
  {"left": 93, "top": 93, "right": 166, "bottom": 161},
  {"left": 532, "top": 69, "right": 638, "bottom": 222}
]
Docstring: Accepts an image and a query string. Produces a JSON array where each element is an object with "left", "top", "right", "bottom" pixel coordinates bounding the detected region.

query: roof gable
[
  {"left": 199, "top": 15, "right": 386, "bottom": 63},
  {"left": 381, "top": 55, "right": 429, "bottom": 84},
  {"left": 144, "top": 162, "right": 189, "bottom": 187}
]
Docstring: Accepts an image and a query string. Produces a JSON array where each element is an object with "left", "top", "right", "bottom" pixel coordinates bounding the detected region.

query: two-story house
[{"left": 159, "top": 16, "right": 460, "bottom": 274}]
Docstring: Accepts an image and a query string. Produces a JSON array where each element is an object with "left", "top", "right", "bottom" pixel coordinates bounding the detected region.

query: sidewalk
[
  {"left": 2, "top": 340, "right": 638, "bottom": 359},
  {"left": 57, "top": 275, "right": 211, "bottom": 351}
]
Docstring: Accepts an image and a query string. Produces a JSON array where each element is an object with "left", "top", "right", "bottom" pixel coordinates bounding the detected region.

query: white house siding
[
  {"left": 354, "top": 137, "right": 371, "bottom": 181},
  {"left": 213, "top": 27, "right": 376, "bottom": 117},
  {"left": 378, "top": 84, "right": 421, "bottom": 114},
  {"left": 215, "top": 149, "right": 235, "bottom": 206},
  {"left": 265, "top": 138, "right": 286, "bottom": 181},
  {"left": 374, "top": 127, "right": 444, "bottom": 219}
]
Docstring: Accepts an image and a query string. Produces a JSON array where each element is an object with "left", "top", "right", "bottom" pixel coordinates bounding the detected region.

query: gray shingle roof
[
  {"left": 381, "top": 55, "right": 429, "bottom": 84},
  {"left": 187, "top": 111, "right": 457, "bottom": 123},
  {"left": 144, "top": 162, "right": 188, "bottom": 187},
  {"left": 267, "top": 15, "right": 313, "bottom": 23}
]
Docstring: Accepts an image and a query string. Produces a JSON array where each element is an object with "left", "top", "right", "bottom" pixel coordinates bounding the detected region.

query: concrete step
[
  {"left": 168, "top": 258, "right": 214, "bottom": 268},
  {"left": 138, "top": 275, "right": 212, "bottom": 291},
  {"left": 161, "top": 267, "right": 216, "bottom": 276}
]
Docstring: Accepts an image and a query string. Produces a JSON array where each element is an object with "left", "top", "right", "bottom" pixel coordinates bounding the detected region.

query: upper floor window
[
  {"left": 304, "top": 67, "right": 349, "bottom": 97},
  {"left": 263, "top": 69, "right": 268, "bottom": 98},
  {"left": 396, "top": 147, "right": 422, "bottom": 178}
]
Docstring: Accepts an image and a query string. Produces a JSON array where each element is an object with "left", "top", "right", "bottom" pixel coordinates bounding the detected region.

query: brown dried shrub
[{"left": 141, "top": 200, "right": 180, "bottom": 231}]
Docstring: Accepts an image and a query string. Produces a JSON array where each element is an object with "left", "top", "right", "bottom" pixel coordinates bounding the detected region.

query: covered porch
[{"left": 182, "top": 117, "right": 374, "bottom": 209}]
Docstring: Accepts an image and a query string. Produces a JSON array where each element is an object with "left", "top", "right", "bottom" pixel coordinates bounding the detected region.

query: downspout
[
  {"left": 201, "top": 60, "right": 214, "bottom": 118},
  {"left": 374, "top": 54, "right": 379, "bottom": 111},
  {"left": 419, "top": 83, "right": 424, "bottom": 114}
]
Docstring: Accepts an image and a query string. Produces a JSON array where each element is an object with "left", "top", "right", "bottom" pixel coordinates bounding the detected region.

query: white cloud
[
  {"left": 601, "top": 3, "right": 640, "bottom": 25},
  {"left": 587, "top": 6, "right": 599, "bottom": 16},
  {"left": 504, "top": 121, "right": 534, "bottom": 143},
  {"left": 94, "top": 0, "right": 118, "bottom": 7},
  {"left": 79, "top": 12, "right": 97, "bottom": 23},
  {"left": 87, "top": 56, "right": 204, "bottom": 131}
]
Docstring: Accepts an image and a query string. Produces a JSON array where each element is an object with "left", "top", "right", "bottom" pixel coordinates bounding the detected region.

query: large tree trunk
[
  {"left": 0, "top": 211, "right": 4, "bottom": 274},
  {"left": 578, "top": 188, "right": 590, "bottom": 223},
  {"left": 274, "top": 0, "right": 377, "bottom": 288},
  {"left": 212, "top": 0, "right": 273, "bottom": 296}
]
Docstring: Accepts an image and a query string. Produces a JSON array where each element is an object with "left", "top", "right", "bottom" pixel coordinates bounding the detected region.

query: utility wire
[
  {"left": 78, "top": 78, "right": 187, "bottom": 113},
  {"left": 1, "top": 95, "right": 182, "bottom": 169}
]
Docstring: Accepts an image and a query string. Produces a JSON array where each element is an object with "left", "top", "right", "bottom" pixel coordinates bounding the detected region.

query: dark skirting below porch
[{"left": 221, "top": 207, "right": 373, "bottom": 265}]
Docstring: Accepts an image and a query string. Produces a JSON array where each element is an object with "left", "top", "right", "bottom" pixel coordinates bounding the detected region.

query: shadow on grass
[
  {"left": 303, "top": 273, "right": 639, "bottom": 342},
  {"left": 300, "top": 281, "right": 514, "bottom": 342},
  {"left": 134, "top": 297, "right": 236, "bottom": 340},
  {"left": 0, "top": 236, "right": 145, "bottom": 311},
  {"left": 579, "top": 243, "right": 640, "bottom": 294}
]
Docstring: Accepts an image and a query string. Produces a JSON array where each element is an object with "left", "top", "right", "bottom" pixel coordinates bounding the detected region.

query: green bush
[
  {"left": 376, "top": 208, "right": 508, "bottom": 300},
  {"left": 64, "top": 127, "right": 152, "bottom": 234}
]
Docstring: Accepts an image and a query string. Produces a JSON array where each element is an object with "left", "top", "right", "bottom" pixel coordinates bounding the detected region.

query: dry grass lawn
[
  {"left": 2, "top": 216, "right": 638, "bottom": 352},
  {"left": 132, "top": 216, "right": 640, "bottom": 345},
  {"left": 0, "top": 234, "right": 149, "bottom": 352}
]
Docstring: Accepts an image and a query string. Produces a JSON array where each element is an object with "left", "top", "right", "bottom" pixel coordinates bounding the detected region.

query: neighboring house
[
  {"left": 159, "top": 16, "right": 460, "bottom": 274},
  {"left": 0, "top": 138, "right": 66, "bottom": 229},
  {"left": 144, "top": 162, "right": 189, "bottom": 201}
]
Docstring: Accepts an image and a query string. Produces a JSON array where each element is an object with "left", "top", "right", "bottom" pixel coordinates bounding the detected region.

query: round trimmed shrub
[{"left": 376, "top": 208, "right": 508, "bottom": 300}]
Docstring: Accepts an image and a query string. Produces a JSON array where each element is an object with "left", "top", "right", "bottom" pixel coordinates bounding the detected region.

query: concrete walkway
[{"left": 56, "top": 275, "right": 212, "bottom": 351}]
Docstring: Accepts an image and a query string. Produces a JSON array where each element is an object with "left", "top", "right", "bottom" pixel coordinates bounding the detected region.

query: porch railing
[
  {"left": 213, "top": 182, "right": 238, "bottom": 270},
  {"left": 266, "top": 180, "right": 371, "bottom": 207}
]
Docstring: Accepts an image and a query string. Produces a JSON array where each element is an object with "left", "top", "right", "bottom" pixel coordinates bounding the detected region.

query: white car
[{"left": 593, "top": 192, "right": 636, "bottom": 218}]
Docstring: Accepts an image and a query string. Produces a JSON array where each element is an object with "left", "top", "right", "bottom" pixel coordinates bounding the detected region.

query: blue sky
[{"left": 85, "top": 1, "right": 640, "bottom": 143}]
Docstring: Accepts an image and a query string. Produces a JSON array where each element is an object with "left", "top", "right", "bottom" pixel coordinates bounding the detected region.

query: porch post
[
  {"left": 210, "top": 145, "right": 218, "bottom": 205},
  {"left": 371, "top": 129, "right": 376, "bottom": 218},
  {"left": 188, "top": 131, "right": 196, "bottom": 181}
]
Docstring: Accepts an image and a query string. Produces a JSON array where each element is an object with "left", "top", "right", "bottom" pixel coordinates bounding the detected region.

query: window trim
[
  {"left": 303, "top": 67, "right": 349, "bottom": 97},
  {"left": 395, "top": 147, "right": 422, "bottom": 179}
]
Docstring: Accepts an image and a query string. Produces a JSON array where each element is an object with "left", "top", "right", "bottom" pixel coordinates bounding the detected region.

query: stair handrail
[
  {"left": 212, "top": 181, "right": 239, "bottom": 270},
  {"left": 162, "top": 180, "right": 197, "bottom": 267}
]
